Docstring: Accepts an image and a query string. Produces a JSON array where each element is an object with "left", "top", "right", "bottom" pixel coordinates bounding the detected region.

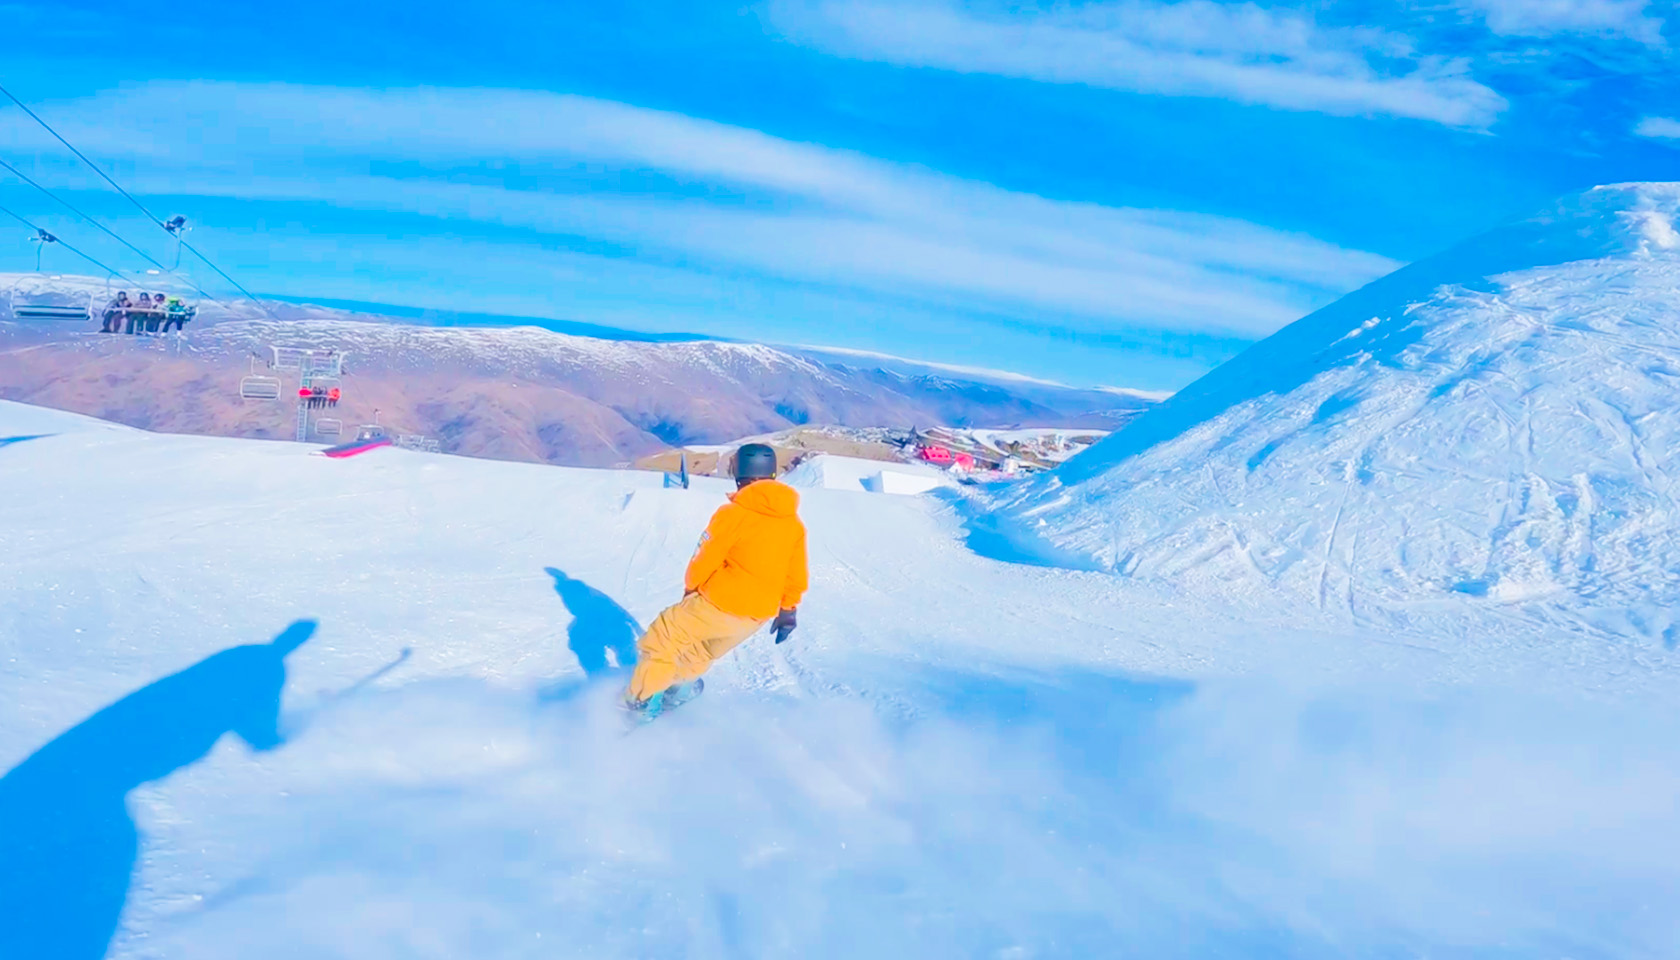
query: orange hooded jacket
[{"left": 685, "top": 479, "right": 808, "bottom": 620}]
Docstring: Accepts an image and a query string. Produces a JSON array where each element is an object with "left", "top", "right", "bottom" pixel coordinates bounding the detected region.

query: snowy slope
[
  {"left": 781, "top": 452, "right": 953, "bottom": 494},
  {"left": 4, "top": 401, "right": 1680, "bottom": 958},
  {"left": 989, "top": 183, "right": 1680, "bottom": 640}
]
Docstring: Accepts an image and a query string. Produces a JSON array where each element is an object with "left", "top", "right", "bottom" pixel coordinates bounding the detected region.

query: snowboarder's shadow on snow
[
  {"left": 543, "top": 568, "right": 639, "bottom": 690},
  {"left": 0, "top": 619, "right": 317, "bottom": 960}
]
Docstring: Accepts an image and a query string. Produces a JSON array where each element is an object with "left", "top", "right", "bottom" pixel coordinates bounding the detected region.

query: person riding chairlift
[
  {"left": 161, "top": 297, "right": 189, "bottom": 333},
  {"left": 128, "top": 293, "right": 151, "bottom": 334},
  {"left": 327, "top": 387, "right": 341, "bottom": 408},
  {"left": 158, "top": 297, "right": 180, "bottom": 334},
  {"left": 122, "top": 292, "right": 142, "bottom": 334},
  {"left": 133, "top": 294, "right": 152, "bottom": 335},
  {"left": 102, "top": 291, "right": 131, "bottom": 334},
  {"left": 146, "top": 294, "right": 167, "bottom": 333}
]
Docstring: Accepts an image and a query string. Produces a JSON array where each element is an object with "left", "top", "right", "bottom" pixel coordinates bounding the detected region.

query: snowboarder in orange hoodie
[{"left": 623, "top": 443, "right": 807, "bottom": 720}]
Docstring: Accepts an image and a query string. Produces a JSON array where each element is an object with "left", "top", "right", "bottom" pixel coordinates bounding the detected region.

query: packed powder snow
[
  {"left": 2, "top": 396, "right": 1678, "bottom": 958},
  {"left": 987, "top": 184, "right": 1680, "bottom": 643}
]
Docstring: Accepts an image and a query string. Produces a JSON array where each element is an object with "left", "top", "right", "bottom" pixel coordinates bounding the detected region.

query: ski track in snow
[
  {"left": 2, "top": 385, "right": 1679, "bottom": 958},
  {"left": 991, "top": 185, "right": 1680, "bottom": 661}
]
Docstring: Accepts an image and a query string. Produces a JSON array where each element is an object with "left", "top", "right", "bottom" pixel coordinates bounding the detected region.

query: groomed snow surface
[
  {"left": 3, "top": 400, "right": 1678, "bottom": 959},
  {"left": 781, "top": 453, "right": 953, "bottom": 495}
]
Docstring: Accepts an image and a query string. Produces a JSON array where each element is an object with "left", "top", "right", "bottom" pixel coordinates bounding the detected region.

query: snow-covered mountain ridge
[
  {"left": 991, "top": 183, "right": 1680, "bottom": 639},
  {"left": 0, "top": 288, "right": 1147, "bottom": 466},
  {"left": 192, "top": 317, "right": 827, "bottom": 382}
]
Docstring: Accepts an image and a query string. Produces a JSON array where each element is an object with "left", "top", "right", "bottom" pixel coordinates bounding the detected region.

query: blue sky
[{"left": 2, "top": 0, "right": 1677, "bottom": 389}]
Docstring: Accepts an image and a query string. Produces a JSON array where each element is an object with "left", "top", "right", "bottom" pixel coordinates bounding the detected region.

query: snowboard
[{"left": 624, "top": 678, "right": 705, "bottom": 729}]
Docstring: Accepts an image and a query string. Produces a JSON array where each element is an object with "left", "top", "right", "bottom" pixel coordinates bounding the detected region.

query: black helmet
[{"left": 733, "top": 443, "right": 778, "bottom": 481}]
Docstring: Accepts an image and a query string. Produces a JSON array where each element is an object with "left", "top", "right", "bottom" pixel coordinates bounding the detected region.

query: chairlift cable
[
  {"left": 0, "top": 82, "right": 281, "bottom": 321},
  {"left": 0, "top": 155, "right": 224, "bottom": 305},
  {"left": 176, "top": 238, "right": 276, "bottom": 314},
  {"left": 0, "top": 82, "right": 169, "bottom": 228},
  {"left": 0, "top": 201, "right": 125, "bottom": 279}
]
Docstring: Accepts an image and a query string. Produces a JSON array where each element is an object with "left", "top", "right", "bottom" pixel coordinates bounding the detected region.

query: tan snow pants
[{"left": 625, "top": 592, "right": 764, "bottom": 701}]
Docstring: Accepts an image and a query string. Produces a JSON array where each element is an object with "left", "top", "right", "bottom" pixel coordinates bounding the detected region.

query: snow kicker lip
[{"left": 320, "top": 436, "right": 393, "bottom": 459}]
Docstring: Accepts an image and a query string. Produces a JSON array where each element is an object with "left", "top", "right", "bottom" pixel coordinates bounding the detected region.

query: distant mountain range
[{"left": 0, "top": 282, "right": 1152, "bottom": 467}]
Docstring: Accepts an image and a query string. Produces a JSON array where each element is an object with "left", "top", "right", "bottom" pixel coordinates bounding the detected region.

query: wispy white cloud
[
  {"left": 795, "top": 343, "right": 1082, "bottom": 388},
  {"left": 768, "top": 0, "right": 1507, "bottom": 127},
  {"left": 1635, "top": 115, "right": 1680, "bottom": 139},
  {"left": 0, "top": 81, "right": 1398, "bottom": 342},
  {"left": 1461, "top": 0, "right": 1666, "bottom": 44}
]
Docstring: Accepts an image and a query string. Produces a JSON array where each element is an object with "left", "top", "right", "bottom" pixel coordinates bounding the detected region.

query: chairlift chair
[
  {"left": 6, "top": 284, "right": 95, "bottom": 323},
  {"left": 314, "top": 418, "right": 343, "bottom": 439},
  {"left": 270, "top": 346, "right": 307, "bottom": 370},
  {"left": 301, "top": 350, "right": 346, "bottom": 378},
  {"left": 238, "top": 358, "right": 283, "bottom": 401},
  {"left": 13, "top": 303, "right": 93, "bottom": 322}
]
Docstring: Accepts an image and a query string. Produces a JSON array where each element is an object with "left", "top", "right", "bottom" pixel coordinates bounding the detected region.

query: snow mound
[
  {"left": 0, "top": 401, "right": 134, "bottom": 438},
  {"left": 990, "top": 184, "right": 1680, "bottom": 631},
  {"left": 781, "top": 453, "right": 953, "bottom": 495}
]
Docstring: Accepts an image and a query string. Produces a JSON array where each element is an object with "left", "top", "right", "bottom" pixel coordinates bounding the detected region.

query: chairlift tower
[{"left": 276, "top": 347, "right": 348, "bottom": 442}]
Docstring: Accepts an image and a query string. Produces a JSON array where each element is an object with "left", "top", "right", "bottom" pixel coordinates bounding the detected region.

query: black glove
[{"left": 772, "top": 608, "right": 797, "bottom": 644}]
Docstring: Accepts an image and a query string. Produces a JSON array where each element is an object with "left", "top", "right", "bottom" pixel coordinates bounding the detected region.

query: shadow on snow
[
  {"left": 880, "top": 658, "right": 1194, "bottom": 777},
  {"left": 0, "top": 620, "right": 317, "bottom": 960},
  {"left": 541, "top": 568, "right": 640, "bottom": 698},
  {"left": 927, "top": 488, "right": 1105, "bottom": 571}
]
